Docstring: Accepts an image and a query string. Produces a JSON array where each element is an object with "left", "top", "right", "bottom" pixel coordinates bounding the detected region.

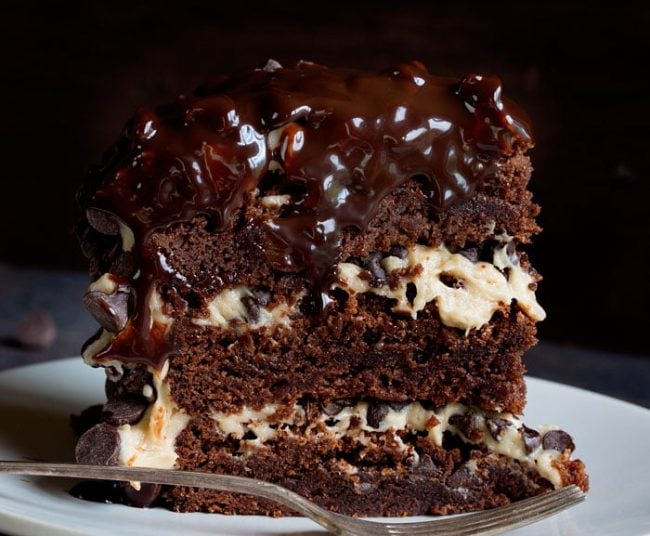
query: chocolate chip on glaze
[
  {"left": 101, "top": 398, "right": 148, "bottom": 426},
  {"left": 75, "top": 423, "right": 120, "bottom": 466},
  {"left": 542, "top": 430, "right": 575, "bottom": 453},
  {"left": 83, "top": 289, "right": 130, "bottom": 333}
]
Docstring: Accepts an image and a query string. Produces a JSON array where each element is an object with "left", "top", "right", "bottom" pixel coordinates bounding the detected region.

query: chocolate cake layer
[
  {"left": 164, "top": 301, "right": 535, "bottom": 415},
  {"left": 75, "top": 61, "right": 588, "bottom": 517}
]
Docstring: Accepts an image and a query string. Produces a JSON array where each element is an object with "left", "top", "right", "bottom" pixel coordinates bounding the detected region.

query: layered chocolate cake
[{"left": 75, "top": 60, "right": 588, "bottom": 516}]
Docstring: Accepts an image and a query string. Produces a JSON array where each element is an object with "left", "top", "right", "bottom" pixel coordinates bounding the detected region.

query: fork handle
[{"left": 0, "top": 461, "right": 343, "bottom": 534}]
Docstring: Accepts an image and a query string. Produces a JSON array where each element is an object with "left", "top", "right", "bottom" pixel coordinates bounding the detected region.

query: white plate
[{"left": 0, "top": 358, "right": 649, "bottom": 536}]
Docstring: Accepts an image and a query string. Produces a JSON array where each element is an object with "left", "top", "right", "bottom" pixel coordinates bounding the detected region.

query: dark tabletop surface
[{"left": 1, "top": 267, "right": 649, "bottom": 409}]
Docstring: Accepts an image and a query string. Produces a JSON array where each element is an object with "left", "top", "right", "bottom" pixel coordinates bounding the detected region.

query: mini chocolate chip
[
  {"left": 459, "top": 247, "right": 479, "bottom": 263},
  {"left": 16, "top": 310, "right": 57, "bottom": 349},
  {"left": 83, "top": 289, "right": 130, "bottom": 332},
  {"left": 75, "top": 423, "right": 120, "bottom": 466},
  {"left": 323, "top": 398, "right": 353, "bottom": 416},
  {"left": 122, "top": 482, "right": 162, "bottom": 508},
  {"left": 389, "top": 245, "right": 408, "bottom": 259},
  {"left": 101, "top": 398, "right": 148, "bottom": 426},
  {"left": 506, "top": 240, "right": 517, "bottom": 257},
  {"left": 366, "top": 402, "right": 390, "bottom": 428},
  {"left": 449, "top": 413, "right": 477, "bottom": 440},
  {"left": 420, "top": 400, "right": 440, "bottom": 411},
  {"left": 520, "top": 425, "right": 541, "bottom": 453},
  {"left": 364, "top": 252, "right": 387, "bottom": 286},
  {"left": 322, "top": 403, "right": 341, "bottom": 416},
  {"left": 479, "top": 242, "right": 497, "bottom": 263},
  {"left": 241, "top": 296, "right": 260, "bottom": 322},
  {"left": 251, "top": 287, "right": 272, "bottom": 307},
  {"left": 86, "top": 208, "right": 121, "bottom": 236},
  {"left": 439, "top": 272, "right": 463, "bottom": 289},
  {"left": 486, "top": 418, "right": 512, "bottom": 441},
  {"left": 542, "top": 430, "right": 575, "bottom": 453}
]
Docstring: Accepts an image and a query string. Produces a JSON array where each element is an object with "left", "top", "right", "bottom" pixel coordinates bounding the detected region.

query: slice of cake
[{"left": 75, "top": 60, "right": 588, "bottom": 515}]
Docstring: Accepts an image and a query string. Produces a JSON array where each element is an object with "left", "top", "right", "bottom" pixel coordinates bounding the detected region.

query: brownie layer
[
  {"left": 165, "top": 427, "right": 587, "bottom": 516},
  {"left": 165, "top": 301, "right": 535, "bottom": 415}
]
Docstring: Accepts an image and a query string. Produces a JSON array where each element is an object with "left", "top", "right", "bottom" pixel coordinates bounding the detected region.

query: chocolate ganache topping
[{"left": 80, "top": 60, "right": 533, "bottom": 369}]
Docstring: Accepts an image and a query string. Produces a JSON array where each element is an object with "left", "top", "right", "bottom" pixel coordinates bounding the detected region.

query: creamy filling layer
[
  {"left": 211, "top": 401, "right": 570, "bottom": 488},
  {"left": 81, "top": 329, "right": 121, "bottom": 370},
  {"left": 191, "top": 286, "right": 297, "bottom": 330},
  {"left": 186, "top": 241, "right": 544, "bottom": 332},
  {"left": 336, "top": 242, "right": 545, "bottom": 331},
  {"left": 116, "top": 361, "right": 190, "bottom": 471}
]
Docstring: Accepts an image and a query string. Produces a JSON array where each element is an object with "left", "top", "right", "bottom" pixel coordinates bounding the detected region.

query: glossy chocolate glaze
[{"left": 80, "top": 60, "right": 532, "bottom": 369}]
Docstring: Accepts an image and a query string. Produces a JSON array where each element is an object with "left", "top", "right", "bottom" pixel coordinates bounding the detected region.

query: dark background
[{"left": 2, "top": 1, "right": 649, "bottom": 354}]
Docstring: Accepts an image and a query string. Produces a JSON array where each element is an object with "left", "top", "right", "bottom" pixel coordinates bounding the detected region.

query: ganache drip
[{"left": 80, "top": 60, "right": 533, "bottom": 369}]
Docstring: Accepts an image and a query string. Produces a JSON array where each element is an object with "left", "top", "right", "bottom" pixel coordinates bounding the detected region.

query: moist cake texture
[{"left": 75, "top": 60, "right": 588, "bottom": 515}]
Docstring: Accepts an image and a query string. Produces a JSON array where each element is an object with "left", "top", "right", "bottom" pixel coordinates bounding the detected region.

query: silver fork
[{"left": 0, "top": 461, "right": 585, "bottom": 535}]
